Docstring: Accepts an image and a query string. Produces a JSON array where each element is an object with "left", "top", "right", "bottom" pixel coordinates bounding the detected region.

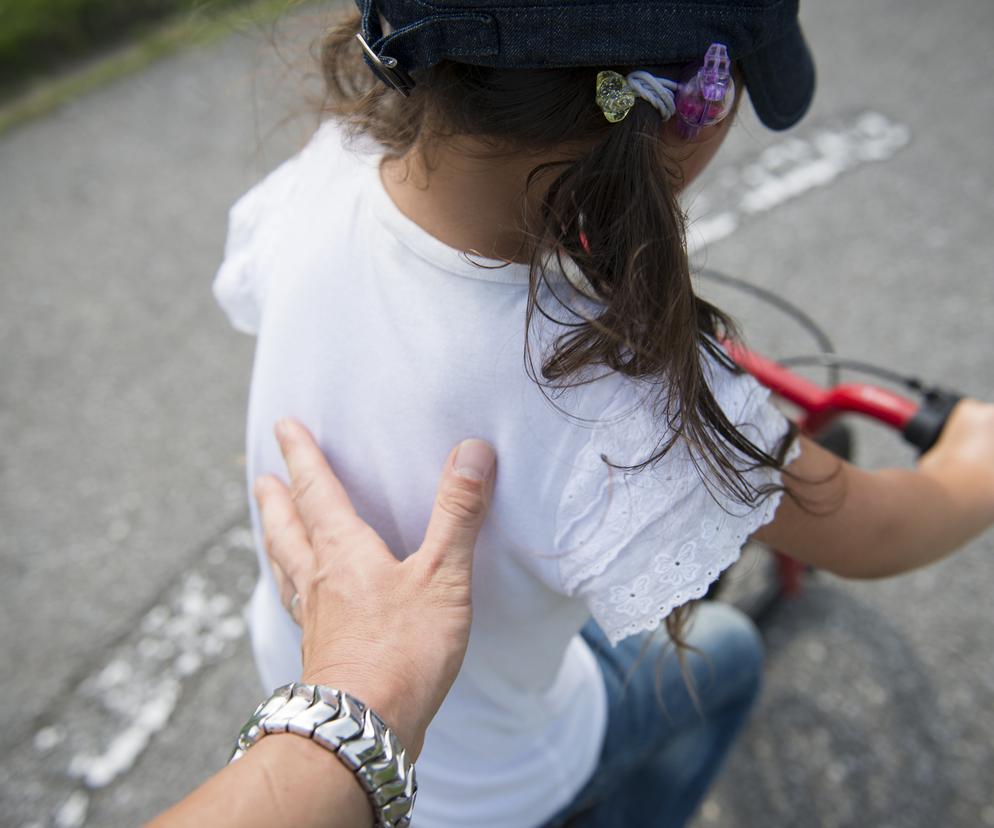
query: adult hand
[
  {"left": 254, "top": 418, "right": 497, "bottom": 759},
  {"left": 149, "top": 425, "right": 495, "bottom": 828}
]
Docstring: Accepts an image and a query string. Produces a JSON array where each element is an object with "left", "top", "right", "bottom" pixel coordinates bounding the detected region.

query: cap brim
[{"left": 740, "top": 20, "right": 816, "bottom": 131}]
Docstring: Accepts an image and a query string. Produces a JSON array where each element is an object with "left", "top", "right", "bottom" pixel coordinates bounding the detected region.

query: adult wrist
[
  {"left": 232, "top": 683, "right": 418, "bottom": 827},
  {"left": 302, "top": 668, "right": 428, "bottom": 760},
  {"left": 249, "top": 734, "right": 372, "bottom": 824}
]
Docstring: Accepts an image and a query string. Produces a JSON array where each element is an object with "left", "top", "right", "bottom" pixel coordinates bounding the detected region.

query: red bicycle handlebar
[{"left": 723, "top": 341, "right": 919, "bottom": 436}]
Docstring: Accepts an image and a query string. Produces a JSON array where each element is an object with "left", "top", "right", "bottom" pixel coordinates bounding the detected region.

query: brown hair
[{"left": 318, "top": 10, "right": 796, "bottom": 651}]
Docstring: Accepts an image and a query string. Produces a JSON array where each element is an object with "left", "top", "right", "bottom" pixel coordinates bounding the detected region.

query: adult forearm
[{"left": 147, "top": 735, "right": 372, "bottom": 828}]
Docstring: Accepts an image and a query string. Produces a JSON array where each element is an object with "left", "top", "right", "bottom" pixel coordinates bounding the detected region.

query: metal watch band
[{"left": 230, "top": 682, "right": 417, "bottom": 828}]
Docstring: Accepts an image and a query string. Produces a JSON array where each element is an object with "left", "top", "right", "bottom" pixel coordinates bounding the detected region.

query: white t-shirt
[{"left": 214, "top": 121, "right": 794, "bottom": 828}]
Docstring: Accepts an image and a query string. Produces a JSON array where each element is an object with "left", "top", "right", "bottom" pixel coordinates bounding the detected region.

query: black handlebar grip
[{"left": 902, "top": 389, "right": 962, "bottom": 455}]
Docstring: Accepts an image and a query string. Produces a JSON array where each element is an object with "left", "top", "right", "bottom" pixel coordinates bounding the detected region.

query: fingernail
[
  {"left": 274, "top": 418, "right": 291, "bottom": 443},
  {"left": 454, "top": 439, "right": 496, "bottom": 481}
]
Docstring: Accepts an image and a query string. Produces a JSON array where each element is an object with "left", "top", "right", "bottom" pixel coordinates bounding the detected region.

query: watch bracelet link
[{"left": 230, "top": 682, "right": 417, "bottom": 828}]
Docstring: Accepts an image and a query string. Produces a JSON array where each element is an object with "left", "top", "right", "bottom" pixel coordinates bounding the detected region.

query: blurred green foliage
[{"left": 0, "top": 0, "right": 249, "bottom": 87}]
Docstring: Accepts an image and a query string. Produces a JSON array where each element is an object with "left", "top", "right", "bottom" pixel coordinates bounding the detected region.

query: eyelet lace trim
[
  {"left": 555, "top": 366, "right": 800, "bottom": 646},
  {"left": 587, "top": 468, "right": 794, "bottom": 646}
]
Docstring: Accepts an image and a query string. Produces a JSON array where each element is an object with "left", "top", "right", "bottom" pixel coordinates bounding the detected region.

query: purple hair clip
[{"left": 676, "top": 43, "right": 735, "bottom": 139}]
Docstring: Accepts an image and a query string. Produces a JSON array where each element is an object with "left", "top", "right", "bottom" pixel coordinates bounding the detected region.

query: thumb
[{"left": 419, "top": 440, "right": 496, "bottom": 574}]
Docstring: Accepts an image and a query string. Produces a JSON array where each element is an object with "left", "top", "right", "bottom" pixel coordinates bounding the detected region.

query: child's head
[
  {"left": 324, "top": 0, "right": 813, "bottom": 235},
  {"left": 345, "top": 0, "right": 813, "bottom": 129},
  {"left": 320, "top": 0, "right": 809, "bottom": 499}
]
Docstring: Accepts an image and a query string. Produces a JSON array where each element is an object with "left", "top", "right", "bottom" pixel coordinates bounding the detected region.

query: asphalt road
[{"left": 2, "top": 0, "right": 993, "bottom": 825}]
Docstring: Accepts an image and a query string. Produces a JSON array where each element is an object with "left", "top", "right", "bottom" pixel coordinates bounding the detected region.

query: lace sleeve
[{"left": 554, "top": 360, "right": 800, "bottom": 646}]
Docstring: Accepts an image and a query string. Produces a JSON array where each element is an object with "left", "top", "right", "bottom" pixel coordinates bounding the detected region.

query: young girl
[{"left": 214, "top": 1, "right": 994, "bottom": 826}]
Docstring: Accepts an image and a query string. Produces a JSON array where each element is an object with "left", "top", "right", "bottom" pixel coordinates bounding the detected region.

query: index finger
[{"left": 274, "top": 418, "right": 359, "bottom": 536}]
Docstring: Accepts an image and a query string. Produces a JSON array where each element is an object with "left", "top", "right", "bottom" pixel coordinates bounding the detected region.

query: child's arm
[{"left": 752, "top": 400, "right": 994, "bottom": 579}]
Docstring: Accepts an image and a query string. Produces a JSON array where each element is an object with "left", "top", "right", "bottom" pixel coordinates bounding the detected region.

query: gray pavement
[{"left": 2, "top": 1, "right": 993, "bottom": 825}]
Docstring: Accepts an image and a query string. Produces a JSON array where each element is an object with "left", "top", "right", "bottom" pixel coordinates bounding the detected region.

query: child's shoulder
[
  {"left": 232, "top": 120, "right": 377, "bottom": 226},
  {"left": 213, "top": 121, "right": 379, "bottom": 334},
  {"left": 569, "top": 346, "right": 786, "bottom": 468}
]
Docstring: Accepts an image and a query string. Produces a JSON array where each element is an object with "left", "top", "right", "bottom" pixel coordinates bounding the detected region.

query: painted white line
[
  {"left": 53, "top": 792, "right": 88, "bottom": 828},
  {"left": 6, "top": 524, "right": 256, "bottom": 828},
  {"left": 687, "top": 111, "right": 911, "bottom": 254}
]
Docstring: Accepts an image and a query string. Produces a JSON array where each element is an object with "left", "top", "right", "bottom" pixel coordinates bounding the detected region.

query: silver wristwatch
[{"left": 231, "top": 682, "right": 417, "bottom": 828}]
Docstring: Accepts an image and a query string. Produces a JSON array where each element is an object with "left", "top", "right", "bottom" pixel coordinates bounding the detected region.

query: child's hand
[{"left": 918, "top": 399, "right": 994, "bottom": 524}]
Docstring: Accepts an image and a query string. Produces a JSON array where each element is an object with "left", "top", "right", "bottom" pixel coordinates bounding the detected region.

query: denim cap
[{"left": 354, "top": 0, "right": 815, "bottom": 130}]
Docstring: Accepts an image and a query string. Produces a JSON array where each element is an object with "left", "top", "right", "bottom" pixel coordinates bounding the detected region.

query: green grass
[
  {"left": 0, "top": 0, "right": 251, "bottom": 85},
  {"left": 0, "top": 0, "right": 305, "bottom": 135}
]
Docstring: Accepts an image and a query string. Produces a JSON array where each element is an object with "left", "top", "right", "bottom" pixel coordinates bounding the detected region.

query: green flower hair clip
[{"left": 595, "top": 70, "right": 636, "bottom": 123}]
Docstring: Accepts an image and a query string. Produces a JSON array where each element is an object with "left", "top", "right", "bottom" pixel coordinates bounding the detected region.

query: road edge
[{"left": 0, "top": 0, "right": 309, "bottom": 138}]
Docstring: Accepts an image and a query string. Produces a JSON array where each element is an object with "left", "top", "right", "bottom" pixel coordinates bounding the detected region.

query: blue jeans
[{"left": 541, "top": 602, "right": 764, "bottom": 828}]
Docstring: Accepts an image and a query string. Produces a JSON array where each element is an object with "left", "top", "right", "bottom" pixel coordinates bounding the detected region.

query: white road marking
[
  {"left": 8, "top": 525, "right": 257, "bottom": 828},
  {"left": 687, "top": 111, "right": 911, "bottom": 254},
  {"left": 53, "top": 792, "right": 88, "bottom": 828}
]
